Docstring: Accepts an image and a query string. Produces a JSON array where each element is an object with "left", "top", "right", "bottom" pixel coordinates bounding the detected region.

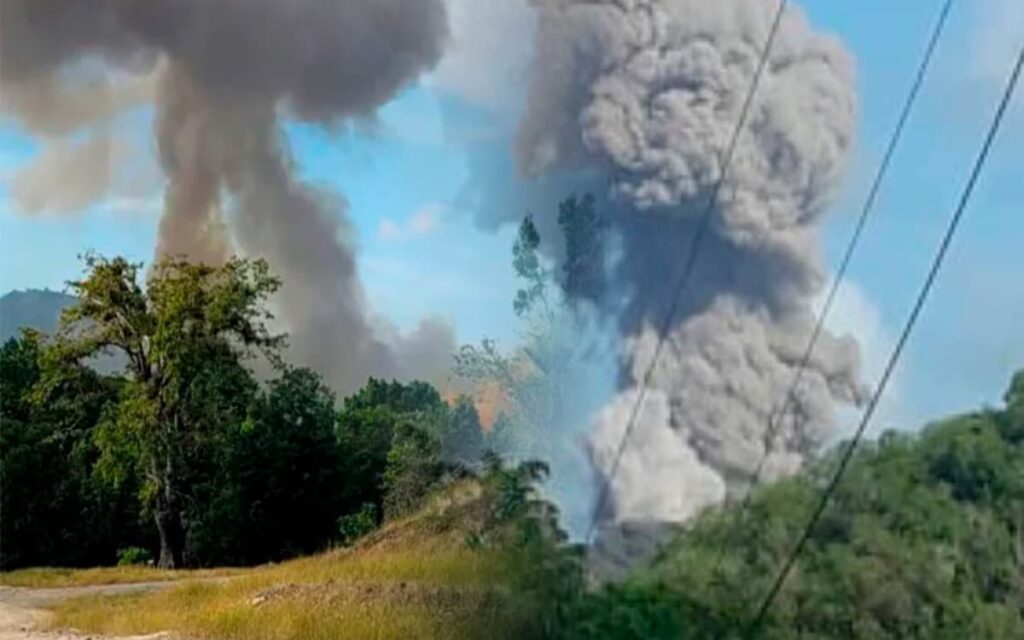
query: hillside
[
  {"left": 563, "top": 370, "right": 1024, "bottom": 639},
  {"left": 0, "top": 290, "right": 77, "bottom": 343},
  {"left": 34, "top": 481, "right": 551, "bottom": 640}
]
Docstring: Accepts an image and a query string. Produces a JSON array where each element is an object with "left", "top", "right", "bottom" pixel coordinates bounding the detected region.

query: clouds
[
  {"left": 377, "top": 203, "right": 444, "bottom": 241},
  {"left": 968, "top": 0, "right": 1024, "bottom": 87},
  {"left": 944, "top": 0, "right": 1024, "bottom": 124}
]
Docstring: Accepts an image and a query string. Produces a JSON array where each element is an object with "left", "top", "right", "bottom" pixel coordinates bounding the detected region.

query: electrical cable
[
  {"left": 712, "top": 0, "right": 955, "bottom": 573},
  {"left": 585, "top": 0, "right": 791, "bottom": 546},
  {"left": 749, "top": 37, "right": 1024, "bottom": 633}
]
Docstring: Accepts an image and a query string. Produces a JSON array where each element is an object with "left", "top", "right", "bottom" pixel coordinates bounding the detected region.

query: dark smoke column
[
  {"left": 511, "top": 0, "right": 866, "bottom": 527},
  {"left": 1, "top": 0, "right": 456, "bottom": 393}
]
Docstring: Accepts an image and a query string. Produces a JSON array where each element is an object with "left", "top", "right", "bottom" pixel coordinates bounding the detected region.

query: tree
[
  {"left": 192, "top": 367, "right": 343, "bottom": 564},
  {"left": 1, "top": 332, "right": 140, "bottom": 569},
  {"left": 442, "top": 396, "right": 485, "bottom": 466},
  {"left": 557, "top": 193, "right": 607, "bottom": 305},
  {"left": 456, "top": 197, "right": 607, "bottom": 465},
  {"left": 1003, "top": 370, "right": 1024, "bottom": 442},
  {"left": 513, "top": 215, "right": 548, "bottom": 318},
  {"left": 59, "top": 254, "right": 282, "bottom": 567},
  {"left": 382, "top": 420, "right": 446, "bottom": 519},
  {"left": 335, "top": 378, "right": 450, "bottom": 521}
]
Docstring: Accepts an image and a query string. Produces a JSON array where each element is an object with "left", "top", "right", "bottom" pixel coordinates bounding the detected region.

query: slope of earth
[{"left": 39, "top": 485, "right": 534, "bottom": 640}]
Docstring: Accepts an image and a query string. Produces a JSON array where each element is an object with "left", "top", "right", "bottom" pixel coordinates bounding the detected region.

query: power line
[
  {"left": 714, "top": 0, "right": 954, "bottom": 569},
  {"left": 584, "top": 0, "right": 791, "bottom": 546},
  {"left": 749, "top": 37, "right": 1024, "bottom": 632}
]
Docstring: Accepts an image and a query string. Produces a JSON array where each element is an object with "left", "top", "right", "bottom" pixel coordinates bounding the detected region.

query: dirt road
[{"left": 0, "top": 583, "right": 174, "bottom": 640}]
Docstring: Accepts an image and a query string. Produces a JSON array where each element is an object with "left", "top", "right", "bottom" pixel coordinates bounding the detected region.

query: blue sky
[
  {"left": 799, "top": 0, "right": 1024, "bottom": 431},
  {"left": 1, "top": 0, "right": 1020, "bottom": 432}
]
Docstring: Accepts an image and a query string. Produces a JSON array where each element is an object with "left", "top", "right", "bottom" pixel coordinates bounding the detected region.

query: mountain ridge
[{"left": 0, "top": 289, "right": 78, "bottom": 343}]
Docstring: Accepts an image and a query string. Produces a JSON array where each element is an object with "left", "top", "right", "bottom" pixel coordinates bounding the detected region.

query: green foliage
[
  {"left": 467, "top": 453, "right": 586, "bottom": 639},
  {"left": 116, "top": 547, "right": 153, "bottom": 567},
  {"left": 1, "top": 332, "right": 145, "bottom": 570},
  {"left": 442, "top": 396, "right": 485, "bottom": 466},
  {"left": 383, "top": 422, "right": 447, "bottom": 520},
  {"left": 337, "top": 377, "right": 485, "bottom": 524},
  {"left": 1002, "top": 370, "right": 1024, "bottom": 443},
  {"left": 336, "top": 378, "right": 445, "bottom": 516},
  {"left": 2, "top": 256, "right": 494, "bottom": 571},
  {"left": 457, "top": 195, "right": 607, "bottom": 467},
  {"left": 53, "top": 254, "right": 284, "bottom": 567},
  {"left": 556, "top": 194, "right": 607, "bottom": 304},
  {"left": 189, "top": 367, "right": 343, "bottom": 565},
  {"left": 560, "top": 370, "right": 1024, "bottom": 639},
  {"left": 513, "top": 215, "right": 548, "bottom": 317},
  {"left": 337, "top": 503, "right": 379, "bottom": 547}
]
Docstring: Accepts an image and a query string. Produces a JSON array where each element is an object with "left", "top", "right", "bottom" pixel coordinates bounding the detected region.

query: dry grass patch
[
  {"left": 0, "top": 566, "right": 242, "bottom": 588},
  {"left": 48, "top": 511, "right": 530, "bottom": 640}
]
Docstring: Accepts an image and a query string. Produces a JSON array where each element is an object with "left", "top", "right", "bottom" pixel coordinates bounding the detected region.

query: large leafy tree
[{"left": 56, "top": 255, "right": 282, "bottom": 567}]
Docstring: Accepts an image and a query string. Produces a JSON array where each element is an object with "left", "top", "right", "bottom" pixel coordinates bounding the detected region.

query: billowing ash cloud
[
  {"left": 1, "top": 0, "right": 456, "bottom": 393},
  {"left": 467, "top": 0, "right": 866, "bottom": 527}
]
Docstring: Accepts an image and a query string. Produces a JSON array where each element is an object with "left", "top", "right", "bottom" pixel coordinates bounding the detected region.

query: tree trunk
[{"left": 154, "top": 457, "right": 185, "bottom": 569}]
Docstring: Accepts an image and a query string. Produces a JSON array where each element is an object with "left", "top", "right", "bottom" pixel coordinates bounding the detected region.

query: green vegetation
[
  {"left": 47, "top": 460, "right": 579, "bottom": 640},
  {"left": 3, "top": 212, "right": 1022, "bottom": 640},
  {"left": 558, "top": 372, "right": 1024, "bottom": 639},
  {"left": 1, "top": 254, "right": 489, "bottom": 571}
]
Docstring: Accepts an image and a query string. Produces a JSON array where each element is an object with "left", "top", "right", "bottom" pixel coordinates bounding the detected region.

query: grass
[
  {"left": 0, "top": 565, "right": 242, "bottom": 588},
  {"left": 44, "top": 488, "right": 536, "bottom": 640}
]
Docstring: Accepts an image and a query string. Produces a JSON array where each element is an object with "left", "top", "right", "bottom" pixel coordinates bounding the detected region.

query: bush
[
  {"left": 337, "top": 503, "right": 379, "bottom": 546},
  {"left": 383, "top": 422, "right": 447, "bottom": 519},
  {"left": 116, "top": 547, "right": 153, "bottom": 567}
]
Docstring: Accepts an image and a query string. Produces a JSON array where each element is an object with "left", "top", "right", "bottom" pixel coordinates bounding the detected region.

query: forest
[
  {"left": 1, "top": 203, "right": 1022, "bottom": 638},
  {"left": 0, "top": 254, "right": 489, "bottom": 570}
]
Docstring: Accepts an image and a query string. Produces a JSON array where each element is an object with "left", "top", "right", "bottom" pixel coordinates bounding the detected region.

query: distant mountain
[
  {"left": 1, "top": 289, "right": 126, "bottom": 373},
  {"left": 0, "top": 289, "right": 78, "bottom": 343}
]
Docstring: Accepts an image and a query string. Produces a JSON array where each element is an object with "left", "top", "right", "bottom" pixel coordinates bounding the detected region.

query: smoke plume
[
  {"left": 471, "top": 0, "right": 866, "bottom": 528},
  {"left": 1, "top": 0, "right": 455, "bottom": 393}
]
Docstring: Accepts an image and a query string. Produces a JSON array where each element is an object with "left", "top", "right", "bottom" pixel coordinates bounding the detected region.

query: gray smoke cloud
[
  {"left": 9, "top": 129, "right": 117, "bottom": 215},
  {"left": 1, "top": 0, "right": 456, "bottom": 393},
  {"left": 482, "top": 0, "right": 866, "bottom": 527}
]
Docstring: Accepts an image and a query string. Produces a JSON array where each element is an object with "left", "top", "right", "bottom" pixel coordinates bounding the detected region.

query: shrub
[
  {"left": 337, "top": 503, "right": 379, "bottom": 546},
  {"left": 116, "top": 547, "right": 153, "bottom": 567}
]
